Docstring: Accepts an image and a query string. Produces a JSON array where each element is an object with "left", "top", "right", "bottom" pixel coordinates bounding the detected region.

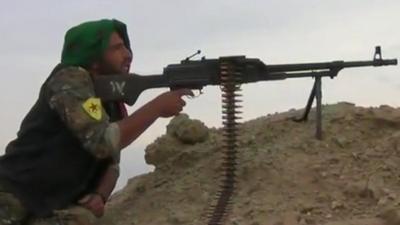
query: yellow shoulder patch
[{"left": 82, "top": 97, "right": 103, "bottom": 121}]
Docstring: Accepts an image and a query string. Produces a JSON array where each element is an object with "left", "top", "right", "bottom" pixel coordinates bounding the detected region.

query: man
[{"left": 0, "top": 19, "right": 193, "bottom": 225}]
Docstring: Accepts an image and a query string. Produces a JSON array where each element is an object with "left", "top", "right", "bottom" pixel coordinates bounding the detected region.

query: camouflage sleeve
[{"left": 46, "top": 66, "right": 120, "bottom": 162}]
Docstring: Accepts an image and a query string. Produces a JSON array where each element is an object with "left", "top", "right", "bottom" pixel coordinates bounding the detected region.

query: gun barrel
[
  {"left": 343, "top": 59, "right": 398, "bottom": 67},
  {"left": 266, "top": 59, "right": 397, "bottom": 73}
]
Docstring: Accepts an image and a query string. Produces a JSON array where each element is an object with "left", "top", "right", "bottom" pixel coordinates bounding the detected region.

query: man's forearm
[
  {"left": 95, "top": 164, "right": 120, "bottom": 202},
  {"left": 117, "top": 98, "right": 160, "bottom": 150},
  {"left": 92, "top": 101, "right": 161, "bottom": 202},
  {"left": 95, "top": 99, "right": 161, "bottom": 198}
]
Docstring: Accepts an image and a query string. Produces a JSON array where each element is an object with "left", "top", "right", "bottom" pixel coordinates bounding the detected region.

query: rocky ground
[{"left": 99, "top": 102, "right": 400, "bottom": 225}]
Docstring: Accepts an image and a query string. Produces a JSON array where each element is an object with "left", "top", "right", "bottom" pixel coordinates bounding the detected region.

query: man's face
[{"left": 96, "top": 32, "right": 132, "bottom": 74}]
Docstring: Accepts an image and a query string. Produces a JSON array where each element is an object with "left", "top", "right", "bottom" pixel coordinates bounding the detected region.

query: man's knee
[{"left": 0, "top": 192, "right": 28, "bottom": 225}]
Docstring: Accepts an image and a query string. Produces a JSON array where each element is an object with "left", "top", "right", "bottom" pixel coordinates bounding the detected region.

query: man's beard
[{"left": 97, "top": 60, "right": 128, "bottom": 75}]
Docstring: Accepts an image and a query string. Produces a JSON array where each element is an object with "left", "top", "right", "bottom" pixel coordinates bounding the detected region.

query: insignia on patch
[{"left": 82, "top": 97, "right": 102, "bottom": 120}]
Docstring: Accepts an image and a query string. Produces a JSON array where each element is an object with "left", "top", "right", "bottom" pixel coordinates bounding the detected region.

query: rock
[
  {"left": 167, "top": 113, "right": 209, "bottom": 144},
  {"left": 388, "top": 192, "right": 397, "bottom": 200},
  {"left": 386, "top": 131, "right": 400, "bottom": 152},
  {"left": 343, "top": 179, "right": 386, "bottom": 200},
  {"left": 135, "top": 184, "right": 146, "bottom": 193},
  {"left": 379, "top": 208, "right": 400, "bottom": 225},
  {"left": 377, "top": 196, "right": 388, "bottom": 206},
  {"left": 282, "top": 211, "right": 299, "bottom": 225},
  {"left": 368, "top": 175, "right": 386, "bottom": 200},
  {"left": 331, "top": 201, "right": 345, "bottom": 210},
  {"left": 144, "top": 135, "right": 183, "bottom": 167},
  {"left": 166, "top": 114, "right": 190, "bottom": 135},
  {"left": 166, "top": 210, "right": 186, "bottom": 224},
  {"left": 299, "top": 218, "right": 308, "bottom": 225},
  {"left": 323, "top": 218, "right": 384, "bottom": 225},
  {"left": 299, "top": 202, "right": 315, "bottom": 214},
  {"left": 332, "top": 136, "right": 347, "bottom": 148}
]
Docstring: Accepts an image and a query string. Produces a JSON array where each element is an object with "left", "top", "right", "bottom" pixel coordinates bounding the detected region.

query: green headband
[{"left": 61, "top": 19, "right": 131, "bottom": 68}]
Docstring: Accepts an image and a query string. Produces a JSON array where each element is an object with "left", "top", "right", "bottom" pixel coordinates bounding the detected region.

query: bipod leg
[
  {"left": 292, "top": 80, "right": 317, "bottom": 122},
  {"left": 315, "top": 76, "right": 322, "bottom": 140}
]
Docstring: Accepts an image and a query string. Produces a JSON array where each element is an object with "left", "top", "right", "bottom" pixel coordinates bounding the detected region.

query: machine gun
[
  {"left": 94, "top": 46, "right": 396, "bottom": 139},
  {"left": 93, "top": 46, "right": 397, "bottom": 225}
]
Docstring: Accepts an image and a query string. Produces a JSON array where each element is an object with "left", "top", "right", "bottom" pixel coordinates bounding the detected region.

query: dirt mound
[{"left": 99, "top": 102, "right": 400, "bottom": 225}]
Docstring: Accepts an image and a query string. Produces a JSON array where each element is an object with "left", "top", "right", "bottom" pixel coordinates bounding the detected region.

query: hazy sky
[{"left": 0, "top": 0, "right": 399, "bottom": 189}]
